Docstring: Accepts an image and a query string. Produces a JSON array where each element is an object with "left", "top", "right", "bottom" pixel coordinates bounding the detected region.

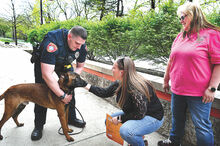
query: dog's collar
[{"left": 67, "top": 90, "right": 73, "bottom": 95}]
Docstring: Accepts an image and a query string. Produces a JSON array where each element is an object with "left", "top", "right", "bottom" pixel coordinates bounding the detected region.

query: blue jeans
[
  {"left": 111, "top": 111, "right": 164, "bottom": 146},
  {"left": 170, "top": 93, "right": 214, "bottom": 146}
]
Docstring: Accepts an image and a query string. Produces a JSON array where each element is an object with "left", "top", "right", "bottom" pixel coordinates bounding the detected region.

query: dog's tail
[
  {"left": 0, "top": 91, "right": 6, "bottom": 101},
  {"left": 0, "top": 94, "right": 3, "bottom": 101},
  {"left": 0, "top": 93, "right": 4, "bottom": 101},
  {"left": 0, "top": 88, "right": 10, "bottom": 101}
]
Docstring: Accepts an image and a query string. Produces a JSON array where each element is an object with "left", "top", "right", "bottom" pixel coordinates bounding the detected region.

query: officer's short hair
[{"left": 70, "top": 26, "right": 87, "bottom": 40}]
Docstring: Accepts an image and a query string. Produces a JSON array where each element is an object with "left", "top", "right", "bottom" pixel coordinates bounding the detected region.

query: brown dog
[{"left": 0, "top": 71, "right": 84, "bottom": 142}]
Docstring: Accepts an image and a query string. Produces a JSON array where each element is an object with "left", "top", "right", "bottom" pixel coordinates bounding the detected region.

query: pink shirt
[{"left": 170, "top": 29, "right": 220, "bottom": 96}]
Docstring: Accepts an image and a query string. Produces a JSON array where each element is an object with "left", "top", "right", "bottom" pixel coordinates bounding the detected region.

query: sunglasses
[{"left": 179, "top": 15, "right": 187, "bottom": 21}]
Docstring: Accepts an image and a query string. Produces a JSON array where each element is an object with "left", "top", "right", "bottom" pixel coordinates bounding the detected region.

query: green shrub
[
  {"left": 205, "top": 9, "right": 220, "bottom": 27},
  {"left": 27, "top": 1, "right": 219, "bottom": 64}
]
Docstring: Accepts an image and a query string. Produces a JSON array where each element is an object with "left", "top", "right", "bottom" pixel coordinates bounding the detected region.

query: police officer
[{"left": 31, "top": 26, "right": 87, "bottom": 141}]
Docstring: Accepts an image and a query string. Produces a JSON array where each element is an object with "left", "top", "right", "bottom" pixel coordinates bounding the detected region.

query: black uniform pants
[{"left": 34, "top": 61, "right": 76, "bottom": 128}]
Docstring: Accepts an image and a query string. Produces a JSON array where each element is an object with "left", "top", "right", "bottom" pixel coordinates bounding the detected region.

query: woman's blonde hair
[
  {"left": 177, "top": 2, "right": 220, "bottom": 38},
  {"left": 115, "top": 57, "right": 154, "bottom": 108}
]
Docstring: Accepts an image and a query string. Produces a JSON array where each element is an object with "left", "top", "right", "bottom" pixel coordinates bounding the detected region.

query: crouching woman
[{"left": 77, "top": 57, "right": 164, "bottom": 146}]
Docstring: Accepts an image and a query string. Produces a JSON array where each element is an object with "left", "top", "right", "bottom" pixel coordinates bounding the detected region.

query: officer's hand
[{"left": 62, "top": 94, "right": 72, "bottom": 104}]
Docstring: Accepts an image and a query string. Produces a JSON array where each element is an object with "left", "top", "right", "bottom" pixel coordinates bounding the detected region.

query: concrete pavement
[{"left": 0, "top": 45, "right": 165, "bottom": 146}]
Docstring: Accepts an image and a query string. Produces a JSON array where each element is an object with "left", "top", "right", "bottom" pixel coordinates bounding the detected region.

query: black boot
[
  {"left": 31, "top": 127, "right": 43, "bottom": 141},
  {"left": 68, "top": 93, "right": 86, "bottom": 128},
  {"left": 68, "top": 118, "right": 86, "bottom": 128},
  {"left": 68, "top": 105, "right": 86, "bottom": 128}
]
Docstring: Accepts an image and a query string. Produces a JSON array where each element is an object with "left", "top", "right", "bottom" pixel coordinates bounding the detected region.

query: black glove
[{"left": 74, "top": 76, "right": 88, "bottom": 87}]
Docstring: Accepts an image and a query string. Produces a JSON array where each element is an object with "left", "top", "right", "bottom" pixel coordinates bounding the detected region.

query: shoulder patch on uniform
[{"left": 47, "top": 43, "right": 57, "bottom": 53}]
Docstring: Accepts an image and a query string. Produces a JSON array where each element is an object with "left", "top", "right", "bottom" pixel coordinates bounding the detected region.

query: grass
[
  {"left": 0, "top": 37, "right": 27, "bottom": 43},
  {"left": 0, "top": 37, "right": 13, "bottom": 43}
]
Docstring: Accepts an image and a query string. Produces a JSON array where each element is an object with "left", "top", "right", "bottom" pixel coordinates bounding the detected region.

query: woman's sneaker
[{"left": 158, "top": 139, "right": 180, "bottom": 146}]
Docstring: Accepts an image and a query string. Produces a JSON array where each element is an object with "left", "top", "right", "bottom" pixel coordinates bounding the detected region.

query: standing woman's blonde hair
[
  {"left": 177, "top": 2, "right": 220, "bottom": 38},
  {"left": 116, "top": 57, "right": 154, "bottom": 108}
]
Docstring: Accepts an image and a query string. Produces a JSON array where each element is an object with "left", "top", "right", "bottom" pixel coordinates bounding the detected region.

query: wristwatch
[
  {"left": 60, "top": 93, "right": 66, "bottom": 99},
  {"left": 208, "top": 87, "right": 216, "bottom": 92}
]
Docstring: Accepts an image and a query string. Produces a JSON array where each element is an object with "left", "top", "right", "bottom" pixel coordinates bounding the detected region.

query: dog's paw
[
  {"left": 18, "top": 123, "right": 24, "bottom": 127},
  {"left": 68, "top": 128, "right": 73, "bottom": 133},
  {"left": 67, "top": 136, "right": 74, "bottom": 142},
  {"left": 0, "top": 135, "right": 3, "bottom": 140}
]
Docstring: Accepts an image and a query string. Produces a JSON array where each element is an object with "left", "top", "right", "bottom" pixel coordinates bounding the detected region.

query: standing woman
[
  {"left": 158, "top": 2, "right": 220, "bottom": 146},
  {"left": 77, "top": 57, "right": 164, "bottom": 146}
]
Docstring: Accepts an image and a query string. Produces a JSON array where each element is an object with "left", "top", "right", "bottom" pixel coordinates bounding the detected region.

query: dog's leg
[
  {"left": 0, "top": 128, "right": 2, "bottom": 140},
  {"left": 12, "top": 102, "right": 28, "bottom": 127},
  {"left": 65, "top": 105, "right": 73, "bottom": 133},
  {"left": 57, "top": 105, "right": 74, "bottom": 142},
  {"left": 0, "top": 98, "right": 20, "bottom": 140}
]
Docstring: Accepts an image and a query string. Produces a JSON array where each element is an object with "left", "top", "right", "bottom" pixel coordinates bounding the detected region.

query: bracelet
[{"left": 60, "top": 93, "right": 66, "bottom": 99}]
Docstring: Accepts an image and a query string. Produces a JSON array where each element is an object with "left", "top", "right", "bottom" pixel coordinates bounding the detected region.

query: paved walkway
[{"left": 0, "top": 46, "right": 165, "bottom": 146}]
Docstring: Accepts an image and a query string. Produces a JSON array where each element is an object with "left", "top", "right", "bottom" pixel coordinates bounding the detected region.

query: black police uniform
[{"left": 34, "top": 29, "right": 87, "bottom": 129}]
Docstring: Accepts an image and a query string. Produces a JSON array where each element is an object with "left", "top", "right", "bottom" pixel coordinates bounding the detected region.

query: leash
[
  {"left": 58, "top": 104, "right": 85, "bottom": 135},
  {"left": 64, "top": 132, "right": 106, "bottom": 146},
  {"left": 57, "top": 29, "right": 84, "bottom": 135}
]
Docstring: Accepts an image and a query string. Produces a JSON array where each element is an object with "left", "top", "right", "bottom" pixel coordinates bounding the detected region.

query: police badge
[{"left": 75, "top": 51, "right": 80, "bottom": 59}]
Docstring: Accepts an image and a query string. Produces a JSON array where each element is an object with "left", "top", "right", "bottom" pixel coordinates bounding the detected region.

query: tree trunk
[
  {"left": 120, "top": 0, "right": 123, "bottom": 16},
  {"left": 11, "top": 0, "right": 17, "bottom": 45},
  {"left": 151, "top": 0, "right": 155, "bottom": 9},
  {"left": 100, "top": 0, "right": 106, "bottom": 20},
  {"left": 84, "top": 2, "right": 88, "bottom": 20},
  {"left": 116, "top": 0, "right": 120, "bottom": 16},
  {"left": 40, "top": 0, "right": 43, "bottom": 25},
  {"left": 116, "top": 0, "right": 123, "bottom": 17}
]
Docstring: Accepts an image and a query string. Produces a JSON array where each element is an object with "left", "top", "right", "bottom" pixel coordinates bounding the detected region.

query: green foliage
[
  {"left": 0, "top": 38, "right": 13, "bottom": 43},
  {"left": 0, "top": 19, "right": 11, "bottom": 37},
  {"left": 87, "top": 14, "right": 137, "bottom": 61},
  {"left": 136, "top": 2, "right": 181, "bottom": 63},
  {"left": 27, "top": 21, "right": 61, "bottom": 44},
  {"left": 158, "top": 0, "right": 177, "bottom": 15},
  {"left": 84, "top": 0, "right": 118, "bottom": 20},
  {"left": 205, "top": 9, "right": 220, "bottom": 27},
  {"left": 27, "top": 1, "right": 219, "bottom": 64},
  {"left": 27, "top": 30, "right": 39, "bottom": 46},
  {"left": 16, "top": 14, "right": 34, "bottom": 41}
]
